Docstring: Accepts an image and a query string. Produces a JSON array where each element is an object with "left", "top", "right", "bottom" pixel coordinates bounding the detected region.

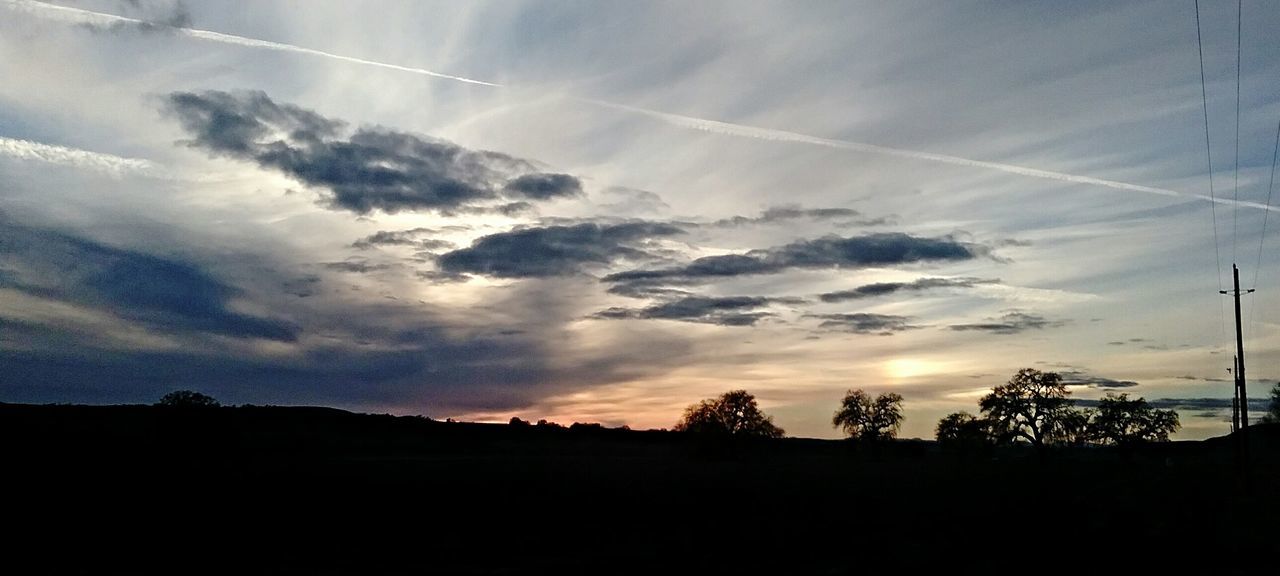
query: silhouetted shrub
[
  {"left": 935, "top": 412, "right": 995, "bottom": 447},
  {"left": 509, "top": 417, "right": 531, "bottom": 426},
  {"left": 156, "top": 390, "right": 220, "bottom": 408}
]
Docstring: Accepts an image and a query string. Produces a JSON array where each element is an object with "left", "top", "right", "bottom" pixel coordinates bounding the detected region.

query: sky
[{"left": 2, "top": 0, "right": 1278, "bottom": 439}]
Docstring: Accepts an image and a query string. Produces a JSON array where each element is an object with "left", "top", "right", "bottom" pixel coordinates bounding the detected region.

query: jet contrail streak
[
  {"left": 8, "top": 0, "right": 1273, "bottom": 212},
  {"left": 4, "top": 0, "right": 500, "bottom": 86},
  {"left": 0, "top": 136, "right": 159, "bottom": 176},
  {"left": 585, "top": 100, "right": 1278, "bottom": 213}
]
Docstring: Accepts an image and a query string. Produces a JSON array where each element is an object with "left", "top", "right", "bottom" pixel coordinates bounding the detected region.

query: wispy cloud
[
  {"left": 592, "top": 296, "right": 783, "bottom": 327},
  {"left": 804, "top": 312, "right": 920, "bottom": 335},
  {"left": 820, "top": 277, "right": 999, "bottom": 302},
  {"left": 949, "top": 311, "right": 1066, "bottom": 335},
  {"left": 0, "top": 136, "right": 158, "bottom": 177},
  {"left": 10, "top": 0, "right": 1277, "bottom": 212}
]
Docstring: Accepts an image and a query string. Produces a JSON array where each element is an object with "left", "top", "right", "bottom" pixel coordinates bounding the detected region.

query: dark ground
[{"left": 2, "top": 402, "right": 1276, "bottom": 574}]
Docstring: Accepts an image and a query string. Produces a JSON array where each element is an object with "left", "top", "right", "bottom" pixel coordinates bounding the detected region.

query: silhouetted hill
[{"left": 1, "top": 403, "right": 1276, "bottom": 574}]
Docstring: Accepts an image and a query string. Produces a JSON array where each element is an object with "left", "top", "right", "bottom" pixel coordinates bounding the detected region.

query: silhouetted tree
[
  {"left": 979, "top": 369, "right": 1079, "bottom": 448},
  {"left": 674, "top": 390, "right": 784, "bottom": 438},
  {"left": 1263, "top": 382, "right": 1280, "bottom": 424},
  {"left": 832, "top": 390, "right": 904, "bottom": 441},
  {"left": 1057, "top": 407, "right": 1095, "bottom": 446},
  {"left": 156, "top": 390, "right": 220, "bottom": 408},
  {"left": 935, "top": 411, "right": 994, "bottom": 447},
  {"left": 509, "top": 417, "right": 531, "bottom": 426},
  {"left": 1090, "top": 393, "right": 1180, "bottom": 445}
]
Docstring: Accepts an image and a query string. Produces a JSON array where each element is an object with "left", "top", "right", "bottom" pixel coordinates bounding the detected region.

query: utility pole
[
  {"left": 1220, "top": 264, "right": 1253, "bottom": 429},
  {"left": 1231, "top": 357, "right": 1239, "bottom": 433}
]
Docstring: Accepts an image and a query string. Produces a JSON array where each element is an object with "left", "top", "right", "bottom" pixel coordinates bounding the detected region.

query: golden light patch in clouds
[{"left": 884, "top": 357, "right": 949, "bottom": 380}]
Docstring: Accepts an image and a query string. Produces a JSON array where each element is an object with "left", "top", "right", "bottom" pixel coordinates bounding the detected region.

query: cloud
[
  {"left": 1058, "top": 370, "right": 1139, "bottom": 389},
  {"left": 1074, "top": 397, "right": 1269, "bottom": 420},
  {"left": 0, "top": 218, "right": 297, "bottom": 341},
  {"left": 351, "top": 228, "right": 455, "bottom": 252},
  {"left": 15, "top": 0, "right": 1280, "bottom": 214},
  {"left": 710, "top": 205, "right": 887, "bottom": 227},
  {"left": 0, "top": 136, "right": 160, "bottom": 177},
  {"left": 71, "top": 0, "right": 192, "bottom": 34},
  {"left": 323, "top": 259, "right": 393, "bottom": 274},
  {"left": 502, "top": 173, "right": 583, "bottom": 200},
  {"left": 437, "top": 222, "right": 684, "bottom": 278},
  {"left": 605, "top": 233, "right": 986, "bottom": 285},
  {"left": 596, "top": 187, "right": 670, "bottom": 215},
  {"left": 604, "top": 283, "right": 694, "bottom": 299},
  {"left": 0, "top": 220, "right": 697, "bottom": 413},
  {"left": 819, "top": 277, "right": 999, "bottom": 302},
  {"left": 162, "top": 90, "right": 578, "bottom": 215},
  {"left": 592, "top": 296, "right": 781, "bottom": 326},
  {"left": 948, "top": 311, "right": 1066, "bottom": 335},
  {"left": 805, "top": 313, "right": 919, "bottom": 335}
]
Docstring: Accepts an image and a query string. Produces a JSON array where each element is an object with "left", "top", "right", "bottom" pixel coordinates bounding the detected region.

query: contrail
[
  {"left": 4, "top": 0, "right": 500, "bottom": 86},
  {"left": 8, "top": 0, "right": 1274, "bottom": 212},
  {"left": 0, "top": 136, "right": 159, "bottom": 176}
]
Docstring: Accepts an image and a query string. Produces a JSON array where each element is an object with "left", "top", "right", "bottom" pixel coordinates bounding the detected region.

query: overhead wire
[
  {"left": 1194, "top": 0, "right": 1231, "bottom": 356},
  {"left": 1233, "top": 0, "right": 1242, "bottom": 264}
]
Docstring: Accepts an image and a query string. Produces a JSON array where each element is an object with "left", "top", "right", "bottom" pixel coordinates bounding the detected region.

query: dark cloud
[
  {"left": 805, "top": 313, "right": 919, "bottom": 335},
  {"left": 819, "top": 277, "right": 998, "bottom": 302},
  {"left": 1058, "top": 370, "right": 1139, "bottom": 389},
  {"left": 282, "top": 275, "right": 321, "bottom": 298},
  {"left": 437, "top": 222, "right": 684, "bottom": 278},
  {"left": 593, "top": 296, "right": 780, "bottom": 326},
  {"left": 163, "top": 90, "right": 576, "bottom": 215},
  {"left": 351, "top": 228, "right": 455, "bottom": 252},
  {"left": 323, "top": 259, "right": 393, "bottom": 274},
  {"left": 948, "top": 311, "right": 1066, "bottom": 335},
  {"left": 502, "top": 173, "right": 583, "bottom": 200},
  {"left": 76, "top": 0, "right": 192, "bottom": 34},
  {"left": 1075, "top": 397, "right": 1269, "bottom": 420},
  {"left": 605, "top": 283, "right": 695, "bottom": 299},
  {"left": 0, "top": 219, "right": 297, "bottom": 341},
  {"left": 1175, "top": 375, "right": 1230, "bottom": 383},
  {"left": 711, "top": 205, "right": 882, "bottom": 227},
  {"left": 605, "top": 233, "right": 986, "bottom": 285},
  {"left": 0, "top": 225, "right": 694, "bottom": 413}
]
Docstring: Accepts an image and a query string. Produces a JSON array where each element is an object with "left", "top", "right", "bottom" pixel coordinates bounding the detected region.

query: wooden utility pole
[
  {"left": 1231, "top": 356, "right": 1239, "bottom": 433},
  {"left": 1220, "top": 264, "right": 1253, "bottom": 429}
]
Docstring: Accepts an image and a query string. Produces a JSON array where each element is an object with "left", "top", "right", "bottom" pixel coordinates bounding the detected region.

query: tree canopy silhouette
[
  {"left": 156, "top": 390, "right": 220, "bottom": 408},
  {"left": 934, "top": 411, "right": 994, "bottom": 447},
  {"left": 1090, "top": 393, "right": 1179, "bottom": 444},
  {"left": 979, "top": 368, "right": 1078, "bottom": 447},
  {"left": 832, "top": 389, "right": 904, "bottom": 441},
  {"left": 674, "top": 390, "right": 784, "bottom": 438},
  {"left": 1263, "top": 382, "right": 1280, "bottom": 424}
]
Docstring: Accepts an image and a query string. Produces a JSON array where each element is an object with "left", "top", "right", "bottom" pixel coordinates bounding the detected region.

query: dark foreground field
[{"left": 2, "top": 403, "right": 1277, "bottom": 574}]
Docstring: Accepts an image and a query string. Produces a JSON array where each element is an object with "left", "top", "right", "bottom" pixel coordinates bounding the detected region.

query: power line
[
  {"left": 1195, "top": 0, "right": 1230, "bottom": 353},
  {"left": 1245, "top": 118, "right": 1279, "bottom": 344},
  {"left": 1252, "top": 118, "right": 1279, "bottom": 289},
  {"left": 1233, "top": 0, "right": 1242, "bottom": 264}
]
